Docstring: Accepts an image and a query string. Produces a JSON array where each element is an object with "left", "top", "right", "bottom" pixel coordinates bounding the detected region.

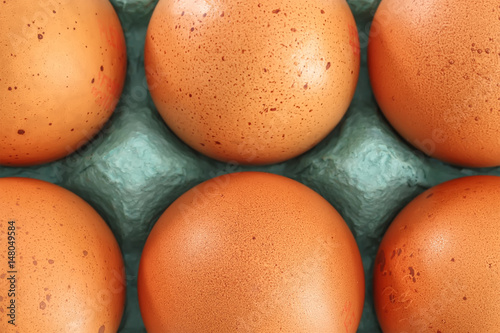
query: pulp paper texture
[{"left": 1, "top": 0, "right": 498, "bottom": 331}]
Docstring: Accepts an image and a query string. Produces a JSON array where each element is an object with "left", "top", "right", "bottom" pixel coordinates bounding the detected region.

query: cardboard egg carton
[{"left": 2, "top": 0, "right": 499, "bottom": 331}]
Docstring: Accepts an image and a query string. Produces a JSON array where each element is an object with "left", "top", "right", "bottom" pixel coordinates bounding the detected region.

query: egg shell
[
  {"left": 373, "top": 175, "right": 500, "bottom": 332},
  {"left": 0, "top": 177, "right": 126, "bottom": 332},
  {"left": 138, "top": 172, "right": 365, "bottom": 332},
  {"left": 0, "top": 0, "right": 127, "bottom": 166},
  {"left": 368, "top": 0, "right": 500, "bottom": 167},
  {"left": 145, "top": 0, "right": 360, "bottom": 165}
]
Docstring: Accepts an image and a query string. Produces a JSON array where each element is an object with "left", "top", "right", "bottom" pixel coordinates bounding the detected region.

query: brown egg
[
  {"left": 0, "top": 0, "right": 127, "bottom": 166},
  {"left": 368, "top": 0, "right": 500, "bottom": 167},
  {"left": 373, "top": 176, "right": 500, "bottom": 332},
  {"left": 138, "top": 172, "right": 365, "bottom": 332},
  {"left": 145, "top": 0, "right": 359, "bottom": 165},
  {"left": 0, "top": 177, "right": 126, "bottom": 332}
]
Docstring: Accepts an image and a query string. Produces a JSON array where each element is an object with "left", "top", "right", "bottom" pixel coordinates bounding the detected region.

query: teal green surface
[{"left": 2, "top": 0, "right": 499, "bottom": 332}]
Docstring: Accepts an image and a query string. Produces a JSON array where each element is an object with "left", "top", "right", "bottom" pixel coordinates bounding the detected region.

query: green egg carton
[{"left": 2, "top": 0, "right": 499, "bottom": 331}]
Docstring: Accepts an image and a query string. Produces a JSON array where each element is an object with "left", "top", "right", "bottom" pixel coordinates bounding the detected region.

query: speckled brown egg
[
  {"left": 145, "top": 0, "right": 360, "bottom": 165},
  {"left": 0, "top": 0, "right": 127, "bottom": 166},
  {"left": 373, "top": 176, "right": 500, "bottom": 332},
  {"left": 368, "top": 0, "right": 500, "bottom": 167},
  {"left": 138, "top": 172, "right": 365, "bottom": 332},
  {"left": 0, "top": 177, "right": 125, "bottom": 332}
]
